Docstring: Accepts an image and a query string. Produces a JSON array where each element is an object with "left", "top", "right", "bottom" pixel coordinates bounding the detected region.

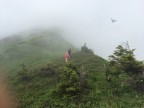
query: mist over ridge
[{"left": 0, "top": 0, "right": 144, "bottom": 60}]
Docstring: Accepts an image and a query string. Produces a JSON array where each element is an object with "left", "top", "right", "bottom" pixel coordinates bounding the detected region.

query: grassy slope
[
  {"left": 0, "top": 31, "right": 75, "bottom": 72},
  {"left": 9, "top": 52, "right": 144, "bottom": 108},
  {"left": 9, "top": 51, "right": 107, "bottom": 108},
  {"left": 1, "top": 31, "right": 144, "bottom": 108}
]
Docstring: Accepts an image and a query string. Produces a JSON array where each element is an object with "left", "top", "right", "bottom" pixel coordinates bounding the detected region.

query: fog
[{"left": 0, "top": 0, "right": 144, "bottom": 60}]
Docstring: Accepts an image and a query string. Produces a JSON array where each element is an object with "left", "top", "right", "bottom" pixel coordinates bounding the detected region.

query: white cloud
[{"left": 0, "top": 0, "right": 144, "bottom": 60}]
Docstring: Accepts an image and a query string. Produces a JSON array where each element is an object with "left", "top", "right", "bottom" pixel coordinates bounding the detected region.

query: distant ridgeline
[{"left": 0, "top": 30, "right": 75, "bottom": 72}]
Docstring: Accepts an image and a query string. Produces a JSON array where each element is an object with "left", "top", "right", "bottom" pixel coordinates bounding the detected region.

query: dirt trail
[{"left": 0, "top": 73, "right": 16, "bottom": 108}]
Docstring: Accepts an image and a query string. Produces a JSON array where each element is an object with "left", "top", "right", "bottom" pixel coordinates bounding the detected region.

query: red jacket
[{"left": 64, "top": 52, "right": 70, "bottom": 59}]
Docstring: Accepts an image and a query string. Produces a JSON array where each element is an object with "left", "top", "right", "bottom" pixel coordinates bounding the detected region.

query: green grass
[
  {"left": 0, "top": 30, "right": 75, "bottom": 72},
  {"left": 8, "top": 51, "right": 144, "bottom": 108},
  {"left": 6, "top": 47, "right": 107, "bottom": 107},
  {"left": 1, "top": 30, "right": 144, "bottom": 108}
]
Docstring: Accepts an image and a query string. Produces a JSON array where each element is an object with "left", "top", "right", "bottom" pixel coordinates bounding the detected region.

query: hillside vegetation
[
  {"left": 9, "top": 47, "right": 107, "bottom": 108},
  {"left": 1, "top": 31, "right": 144, "bottom": 108},
  {"left": 0, "top": 30, "right": 75, "bottom": 72}
]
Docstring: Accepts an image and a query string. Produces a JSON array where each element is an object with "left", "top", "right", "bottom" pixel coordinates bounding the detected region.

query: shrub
[
  {"left": 53, "top": 63, "right": 89, "bottom": 102},
  {"left": 107, "top": 42, "right": 144, "bottom": 92}
]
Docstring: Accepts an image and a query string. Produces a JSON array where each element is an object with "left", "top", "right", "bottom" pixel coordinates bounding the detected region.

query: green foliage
[
  {"left": 108, "top": 42, "right": 144, "bottom": 92},
  {"left": 10, "top": 62, "right": 60, "bottom": 108},
  {"left": 9, "top": 50, "right": 107, "bottom": 108},
  {"left": 109, "top": 44, "right": 144, "bottom": 75},
  {"left": 0, "top": 30, "right": 75, "bottom": 73},
  {"left": 17, "top": 64, "right": 31, "bottom": 82},
  {"left": 7, "top": 41, "right": 144, "bottom": 108},
  {"left": 54, "top": 63, "right": 89, "bottom": 101}
]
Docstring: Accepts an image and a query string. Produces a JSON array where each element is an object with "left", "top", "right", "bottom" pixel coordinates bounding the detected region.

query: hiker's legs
[{"left": 65, "top": 58, "right": 69, "bottom": 64}]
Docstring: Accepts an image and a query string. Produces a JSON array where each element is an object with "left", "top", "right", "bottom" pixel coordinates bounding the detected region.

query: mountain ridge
[{"left": 0, "top": 30, "right": 75, "bottom": 72}]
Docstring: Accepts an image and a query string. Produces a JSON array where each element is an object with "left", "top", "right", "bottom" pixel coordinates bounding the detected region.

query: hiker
[
  {"left": 64, "top": 50, "right": 70, "bottom": 64},
  {"left": 68, "top": 48, "right": 71, "bottom": 58}
]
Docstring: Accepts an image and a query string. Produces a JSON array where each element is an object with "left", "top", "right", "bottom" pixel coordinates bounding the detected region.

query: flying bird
[{"left": 111, "top": 18, "right": 117, "bottom": 23}]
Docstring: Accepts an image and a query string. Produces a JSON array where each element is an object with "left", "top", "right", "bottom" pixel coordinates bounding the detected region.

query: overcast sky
[{"left": 0, "top": 0, "right": 144, "bottom": 60}]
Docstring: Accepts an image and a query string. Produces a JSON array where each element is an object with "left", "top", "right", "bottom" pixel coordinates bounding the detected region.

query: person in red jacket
[{"left": 64, "top": 50, "right": 70, "bottom": 64}]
